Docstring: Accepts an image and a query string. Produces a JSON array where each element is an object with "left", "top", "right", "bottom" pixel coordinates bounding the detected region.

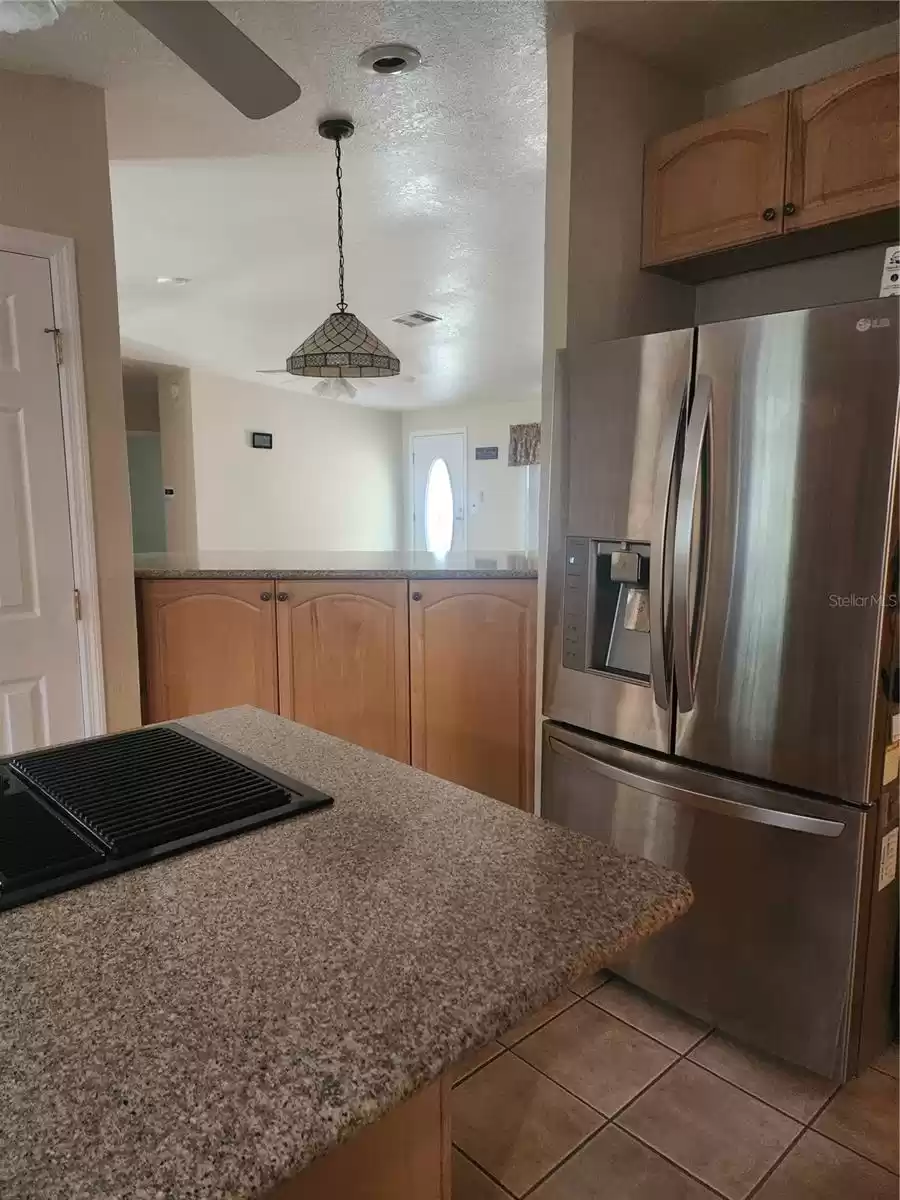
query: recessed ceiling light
[
  {"left": 156, "top": 276, "right": 191, "bottom": 286},
  {"left": 358, "top": 44, "right": 421, "bottom": 75}
]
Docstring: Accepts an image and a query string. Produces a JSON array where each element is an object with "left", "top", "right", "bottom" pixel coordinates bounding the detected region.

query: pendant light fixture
[{"left": 287, "top": 119, "right": 400, "bottom": 380}]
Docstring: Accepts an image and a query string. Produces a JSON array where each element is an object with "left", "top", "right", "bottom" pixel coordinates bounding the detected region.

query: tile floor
[{"left": 451, "top": 974, "right": 900, "bottom": 1199}]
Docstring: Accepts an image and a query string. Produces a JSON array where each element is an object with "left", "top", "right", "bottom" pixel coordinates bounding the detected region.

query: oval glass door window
[{"left": 425, "top": 457, "right": 454, "bottom": 556}]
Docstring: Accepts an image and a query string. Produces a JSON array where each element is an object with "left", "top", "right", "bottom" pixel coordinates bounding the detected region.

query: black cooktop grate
[{"left": 9, "top": 727, "right": 293, "bottom": 856}]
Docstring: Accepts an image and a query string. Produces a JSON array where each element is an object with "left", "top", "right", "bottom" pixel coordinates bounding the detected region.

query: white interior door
[
  {"left": 411, "top": 431, "right": 466, "bottom": 554},
  {"left": 0, "top": 250, "right": 83, "bottom": 753}
]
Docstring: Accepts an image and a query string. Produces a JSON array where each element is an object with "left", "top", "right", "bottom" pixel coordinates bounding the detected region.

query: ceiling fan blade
[{"left": 116, "top": 1, "right": 301, "bottom": 119}]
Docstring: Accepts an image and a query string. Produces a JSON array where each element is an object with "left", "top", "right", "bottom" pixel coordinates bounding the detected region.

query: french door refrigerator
[{"left": 543, "top": 298, "right": 899, "bottom": 1080}]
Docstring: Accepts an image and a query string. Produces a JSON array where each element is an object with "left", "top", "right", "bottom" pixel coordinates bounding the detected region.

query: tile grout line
[
  {"left": 507, "top": 1023, "right": 703, "bottom": 1195},
  {"left": 581, "top": 993, "right": 713, "bottom": 1055},
  {"left": 506, "top": 1043, "right": 616, "bottom": 1117},
  {"left": 608, "top": 1122, "right": 733, "bottom": 1199},
  {"left": 455, "top": 999, "right": 897, "bottom": 1195},
  {"left": 498, "top": 990, "right": 581, "bottom": 1049},
  {"left": 684, "top": 1055, "right": 836, "bottom": 1124},
  {"left": 810, "top": 1125, "right": 900, "bottom": 1177},
  {"left": 452, "top": 1143, "right": 517, "bottom": 1198},
  {"left": 517, "top": 1123, "right": 613, "bottom": 1200},
  {"left": 742, "top": 1085, "right": 844, "bottom": 1200}
]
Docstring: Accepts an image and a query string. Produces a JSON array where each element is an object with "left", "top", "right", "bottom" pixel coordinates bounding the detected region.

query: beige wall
[
  {"left": 188, "top": 370, "right": 403, "bottom": 552},
  {"left": 565, "top": 35, "right": 701, "bottom": 351},
  {"left": 704, "top": 20, "right": 899, "bottom": 115},
  {"left": 401, "top": 398, "right": 541, "bottom": 552},
  {"left": 0, "top": 70, "right": 140, "bottom": 730},
  {"left": 157, "top": 367, "right": 198, "bottom": 556},
  {"left": 123, "top": 367, "right": 160, "bottom": 432}
]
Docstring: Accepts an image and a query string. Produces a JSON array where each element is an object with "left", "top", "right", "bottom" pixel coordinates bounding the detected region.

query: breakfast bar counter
[
  {"left": 0, "top": 707, "right": 691, "bottom": 1200},
  {"left": 134, "top": 549, "right": 539, "bottom": 579}
]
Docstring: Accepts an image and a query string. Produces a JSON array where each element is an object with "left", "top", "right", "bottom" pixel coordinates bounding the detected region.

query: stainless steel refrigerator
[{"left": 542, "top": 297, "right": 899, "bottom": 1081}]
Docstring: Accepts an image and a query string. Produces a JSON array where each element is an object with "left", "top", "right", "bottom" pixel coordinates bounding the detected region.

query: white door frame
[
  {"left": 0, "top": 223, "right": 106, "bottom": 736},
  {"left": 408, "top": 427, "right": 468, "bottom": 552}
]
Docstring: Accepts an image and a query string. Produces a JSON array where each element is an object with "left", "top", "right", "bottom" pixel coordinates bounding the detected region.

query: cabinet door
[
  {"left": 785, "top": 55, "right": 899, "bottom": 232},
  {"left": 276, "top": 580, "right": 410, "bottom": 762},
  {"left": 642, "top": 93, "right": 789, "bottom": 265},
  {"left": 140, "top": 579, "right": 277, "bottom": 722},
  {"left": 410, "top": 580, "right": 536, "bottom": 809}
]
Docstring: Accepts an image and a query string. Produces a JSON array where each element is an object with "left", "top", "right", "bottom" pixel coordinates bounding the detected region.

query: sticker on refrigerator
[
  {"left": 884, "top": 741, "right": 900, "bottom": 787},
  {"left": 878, "top": 827, "right": 899, "bottom": 891},
  {"left": 879, "top": 245, "right": 900, "bottom": 297}
]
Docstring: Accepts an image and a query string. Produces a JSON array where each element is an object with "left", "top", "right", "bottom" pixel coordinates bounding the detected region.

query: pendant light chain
[
  {"left": 334, "top": 136, "right": 347, "bottom": 314},
  {"left": 285, "top": 118, "right": 399, "bottom": 380}
]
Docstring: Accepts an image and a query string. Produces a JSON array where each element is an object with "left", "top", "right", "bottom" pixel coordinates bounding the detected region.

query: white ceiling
[
  {"left": 0, "top": 1, "right": 548, "bottom": 409},
  {"left": 1, "top": 2, "right": 894, "bottom": 410}
]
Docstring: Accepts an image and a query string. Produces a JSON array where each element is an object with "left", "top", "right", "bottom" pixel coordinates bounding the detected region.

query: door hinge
[
  {"left": 44, "top": 326, "right": 63, "bottom": 366},
  {"left": 73, "top": 588, "right": 82, "bottom": 622}
]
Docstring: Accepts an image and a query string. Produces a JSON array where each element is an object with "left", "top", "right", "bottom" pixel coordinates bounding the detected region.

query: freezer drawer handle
[{"left": 548, "top": 737, "right": 845, "bottom": 837}]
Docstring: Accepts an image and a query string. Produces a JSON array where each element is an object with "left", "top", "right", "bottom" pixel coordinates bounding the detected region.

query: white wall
[
  {"left": 402, "top": 398, "right": 541, "bottom": 552},
  {"left": 189, "top": 370, "right": 403, "bottom": 552}
]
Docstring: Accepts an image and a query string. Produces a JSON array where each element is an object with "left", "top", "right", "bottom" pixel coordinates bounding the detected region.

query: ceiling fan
[
  {"left": 116, "top": 2, "right": 302, "bottom": 118},
  {"left": 256, "top": 371, "right": 375, "bottom": 402},
  {"left": 0, "top": 0, "right": 301, "bottom": 118}
]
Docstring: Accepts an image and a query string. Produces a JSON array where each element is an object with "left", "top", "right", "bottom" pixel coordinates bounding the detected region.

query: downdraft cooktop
[{"left": 0, "top": 725, "right": 332, "bottom": 911}]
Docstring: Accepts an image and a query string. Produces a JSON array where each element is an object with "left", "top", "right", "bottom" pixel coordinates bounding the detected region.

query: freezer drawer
[{"left": 542, "top": 721, "right": 867, "bottom": 1079}]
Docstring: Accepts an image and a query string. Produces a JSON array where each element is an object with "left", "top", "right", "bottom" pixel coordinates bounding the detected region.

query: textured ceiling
[
  {"left": 1, "top": 2, "right": 894, "bottom": 409},
  {"left": 551, "top": 1, "right": 898, "bottom": 84},
  {"left": 0, "top": 2, "right": 548, "bottom": 409}
]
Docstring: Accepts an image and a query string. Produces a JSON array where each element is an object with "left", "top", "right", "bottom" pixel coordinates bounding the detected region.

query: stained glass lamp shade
[
  {"left": 287, "top": 311, "right": 399, "bottom": 378},
  {"left": 287, "top": 118, "right": 400, "bottom": 381}
]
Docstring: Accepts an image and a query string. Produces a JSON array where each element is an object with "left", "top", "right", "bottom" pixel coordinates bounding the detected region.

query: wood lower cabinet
[
  {"left": 276, "top": 580, "right": 410, "bottom": 762},
  {"left": 140, "top": 579, "right": 278, "bottom": 721},
  {"left": 785, "top": 55, "right": 899, "bottom": 232},
  {"left": 409, "top": 580, "right": 536, "bottom": 810},
  {"left": 138, "top": 575, "right": 537, "bottom": 805},
  {"left": 642, "top": 93, "right": 789, "bottom": 266}
]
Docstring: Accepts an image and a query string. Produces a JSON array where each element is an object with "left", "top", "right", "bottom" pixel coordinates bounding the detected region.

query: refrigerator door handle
[
  {"left": 673, "top": 374, "right": 712, "bottom": 713},
  {"left": 547, "top": 737, "right": 845, "bottom": 837},
  {"left": 649, "top": 382, "right": 687, "bottom": 711}
]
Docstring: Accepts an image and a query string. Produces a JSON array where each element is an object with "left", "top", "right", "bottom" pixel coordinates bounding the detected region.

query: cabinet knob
[
  {"left": 783, "top": 202, "right": 796, "bottom": 217},
  {"left": 411, "top": 590, "right": 423, "bottom": 601},
  {"left": 277, "top": 591, "right": 289, "bottom": 602},
  {"left": 260, "top": 591, "right": 272, "bottom": 602},
  {"left": 762, "top": 207, "right": 777, "bottom": 221}
]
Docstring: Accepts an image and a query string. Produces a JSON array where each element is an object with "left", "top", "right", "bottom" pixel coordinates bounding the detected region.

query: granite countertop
[
  {"left": 0, "top": 708, "right": 691, "bottom": 1200},
  {"left": 134, "top": 549, "right": 539, "bottom": 579}
]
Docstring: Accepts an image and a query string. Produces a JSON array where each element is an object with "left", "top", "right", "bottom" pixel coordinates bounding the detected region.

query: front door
[
  {"left": 0, "top": 250, "right": 83, "bottom": 752},
  {"left": 411, "top": 431, "right": 467, "bottom": 554}
]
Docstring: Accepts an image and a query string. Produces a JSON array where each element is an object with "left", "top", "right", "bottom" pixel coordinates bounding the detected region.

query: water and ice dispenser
[{"left": 562, "top": 537, "right": 652, "bottom": 682}]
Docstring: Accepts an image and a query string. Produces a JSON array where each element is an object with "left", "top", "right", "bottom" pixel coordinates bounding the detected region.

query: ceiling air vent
[{"left": 392, "top": 310, "right": 440, "bottom": 328}]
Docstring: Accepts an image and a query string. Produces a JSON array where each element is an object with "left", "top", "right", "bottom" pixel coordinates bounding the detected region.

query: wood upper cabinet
[
  {"left": 785, "top": 55, "right": 899, "bottom": 232},
  {"left": 409, "top": 580, "right": 536, "bottom": 810},
  {"left": 140, "top": 579, "right": 277, "bottom": 722},
  {"left": 642, "top": 93, "right": 789, "bottom": 266},
  {"left": 276, "top": 580, "right": 410, "bottom": 762}
]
